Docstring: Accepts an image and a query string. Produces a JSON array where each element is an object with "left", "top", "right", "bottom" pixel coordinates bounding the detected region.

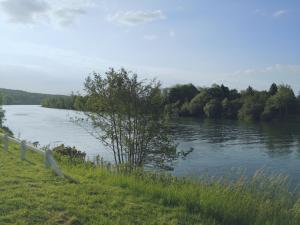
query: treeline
[
  {"left": 164, "top": 83, "right": 300, "bottom": 121},
  {"left": 41, "top": 83, "right": 300, "bottom": 122},
  {"left": 0, "top": 88, "right": 66, "bottom": 105},
  {"left": 41, "top": 95, "right": 88, "bottom": 110}
]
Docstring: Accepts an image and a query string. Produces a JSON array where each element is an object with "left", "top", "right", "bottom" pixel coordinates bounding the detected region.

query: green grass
[{"left": 0, "top": 138, "right": 300, "bottom": 225}]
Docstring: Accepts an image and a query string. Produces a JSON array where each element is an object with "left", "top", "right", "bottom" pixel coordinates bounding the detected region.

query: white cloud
[
  {"left": 0, "top": 0, "right": 95, "bottom": 26},
  {"left": 225, "top": 64, "right": 300, "bottom": 91},
  {"left": 273, "top": 10, "right": 288, "bottom": 17},
  {"left": 54, "top": 8, "right": 86, "bottom": 26},
  {"left": 107, "top": 10, "right": 166, "bottom": 26},
  {"left": 232, "top": 64, "right": 300, "bottom": 75},
  {"left": 0, "top": 0, "right": 49, "bottom": 24},
  {"left": 143, "top": 34, "right": 158, "bottom": 41}
]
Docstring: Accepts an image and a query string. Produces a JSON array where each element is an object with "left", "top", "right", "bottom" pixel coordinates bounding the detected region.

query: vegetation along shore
[{"left": 1, "top": 130, "right": 300, "bottom": 225}]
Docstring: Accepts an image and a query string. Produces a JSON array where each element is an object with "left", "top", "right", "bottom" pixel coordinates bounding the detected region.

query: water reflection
[{"left": 170, "top": 118, "right": 300, "bottom": 157}]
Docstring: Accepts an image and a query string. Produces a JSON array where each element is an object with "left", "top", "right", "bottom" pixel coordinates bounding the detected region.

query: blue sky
[{"left": 0, "top": 0, "right": 299, "bottom": 94}]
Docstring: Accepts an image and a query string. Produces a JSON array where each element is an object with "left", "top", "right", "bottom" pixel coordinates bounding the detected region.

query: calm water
[{"left": 3, "top": 105, "right": 300, "bottom": 183}]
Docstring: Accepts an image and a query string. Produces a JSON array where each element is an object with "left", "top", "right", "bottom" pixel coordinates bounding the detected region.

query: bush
[
  {"left": 166, "top": 84, "right": 199, "bottom": 104},
  {"left": 204, "top": 99, "right": 223, "bottom": 118},
  {"left": 188, "top": 91, "right": 211, "bottom": 116},
  {"left": 262, "top": 85, "right": 297, "bottom": 120},
  {"left": 222, "top": 98, "right": 241, "bottom": 119},
  {"left": 53, "top": 144, "right": 86, "bottom": 161},
  {"left": 238, "top": 92, "right": 268, "bottom": 121}
]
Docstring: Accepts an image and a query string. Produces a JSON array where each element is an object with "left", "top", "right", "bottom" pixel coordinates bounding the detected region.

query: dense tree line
[
  {"left": 41, "top": 82, "right": 300, "bottom": 122},
  {"left": 0, "top": 88, "right": 67, "bottom": 105},
  {"left": 41, "top": 95, "right": 88, "bottom": 110},
  {"left": 164, "top": 83, "right": 300, "bottom": 121}
]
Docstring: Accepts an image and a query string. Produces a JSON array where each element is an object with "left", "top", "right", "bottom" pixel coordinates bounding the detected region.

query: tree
[
  {"left": 204, "top": 99, "right": 222, "bottom": 118},
  {"left": 241, "top": 86, "right": 255, "bottom": 97},
  {"left": 222, "top": 98, "right": 241, "bottom": 119},
  {"left": 188, "top": 91, "right": 211, "bottom": 116},
  {"left": 269, "top": 83, "right": 278, "bottom": 96},
  {"left": 262, "top": 85, "right": 297, "bottom": 120},
  {"left": 82, "top": 68, "right": 174, "bottom": 171},
  {"left": 179, "top": 101, "right": 191, "bottom": 116},
  {"left": 0, "top": 95, "right": 5, "bottom": 128},
  {"left": 166, "top": 84, "right": 199, "bottom": 104},
  {"left": 207, "top": 84, "right": 225, "bottom": 100},
  {"left": 238, "top": 91, "right": 268, "bottom": 121}
]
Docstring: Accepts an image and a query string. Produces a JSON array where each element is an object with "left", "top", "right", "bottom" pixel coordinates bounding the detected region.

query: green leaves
[{"left": 83, "top": 68, "right": 173, "bottom": 170}]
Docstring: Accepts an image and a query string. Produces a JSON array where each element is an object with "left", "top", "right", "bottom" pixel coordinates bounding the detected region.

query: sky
[{"left": 0, "top": 0, "right": 299, "bottom": 94}]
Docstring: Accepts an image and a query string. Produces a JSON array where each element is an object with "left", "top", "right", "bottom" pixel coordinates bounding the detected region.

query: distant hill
[{"left": 0, "top": 88, "right": 67, "bottom": 105}]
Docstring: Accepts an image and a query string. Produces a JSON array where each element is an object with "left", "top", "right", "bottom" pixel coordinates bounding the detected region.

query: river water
[{"left": 3, "top": 105, "right": 300, "bottom": 184}]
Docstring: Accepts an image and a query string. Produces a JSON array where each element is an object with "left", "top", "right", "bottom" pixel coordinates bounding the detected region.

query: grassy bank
[{"left": 0, "top": 139, "right": 300, "bottom": 225}]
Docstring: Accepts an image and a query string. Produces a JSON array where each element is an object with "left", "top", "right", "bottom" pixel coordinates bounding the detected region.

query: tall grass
[
  {"left": 59, "top": 157, "right": 300, "bottom": 225},
  {"left": 1, "top": 132, "right": 300, "bottom": 225}
]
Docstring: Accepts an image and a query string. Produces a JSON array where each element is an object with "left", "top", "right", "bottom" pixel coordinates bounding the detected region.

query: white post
[
  {"left": 45, "top": 150, "right": 64, "bottom": 178},
  {"left": 3, "top": 134, "right": 8, "bottom": 152},
  {"left": 20, "top": 140, "right": 26, "bottom": 160}
]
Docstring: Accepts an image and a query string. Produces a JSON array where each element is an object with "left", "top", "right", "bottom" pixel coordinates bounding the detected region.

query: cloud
[
  {"left": 108, "top": 10, "right": 166, "bottom": 26},
  {"left": 0, "top": 0, "right": 94, "bottom": 26},
  {"left": 225, "top": 64, "right": 300, "bottom": 92},
  {"left": 0, "top": 0, "right": 49, "bottom": 24},
  {"left": 232, "top": 64, "right": 300, "bottom": 75},
  {"left": 143, "top": 34, "right": 158, "bottom": 41},
  {"left": 273, "top": 10, "right": 288, "bottom": 17},
  {"left": 54, "top": 8, "right": 86, "bottom": 26}
]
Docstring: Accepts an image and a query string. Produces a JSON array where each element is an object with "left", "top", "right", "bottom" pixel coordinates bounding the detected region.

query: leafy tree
[
  {"left": 166, "top": 84, "right": 199, "bottom": 104},
  {"left": 262, "top": 85, "right": 297, "bottom": 120},
  {"left": 82, "top": 68, "right": 174, "bottom": 170},
  {"left": 238, "top": 92, "right": 268, "bottom": 121},
  {"left": 222, "top": 98, "right": 241, "bottom": 119},
  {"left": 74, "top": 96, "right": 88, "bottom": 111},
  {"left": 207, "top": 84, "right": 226, "bottom": 100},
  {"left": 241, "top": 86, "right": 255, "bottom": 97},
  {"left": 179, "top": 101, "right": 191, "bottom": 116},
  {"left": 228, "top": 89, "right": 240, "bottom": 100},
  {"left": 0, "top": 88, "right": 66, "bottom": 105},
  {"left": 42, "top": 96, "right": 77, "bottom": 110},
  {"left": 204, "top": 99, "right": 223, "bottom": 118},
  {"left": 188, "top": 91, "right": 211, "bottom": 116},
  {"left": 269, "top": 83, "right": 278, "bottom": 96}
]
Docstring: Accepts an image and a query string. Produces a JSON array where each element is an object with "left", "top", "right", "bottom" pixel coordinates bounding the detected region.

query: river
[{"left": 3, "top": 105, "right": 300, "bottom": 184}]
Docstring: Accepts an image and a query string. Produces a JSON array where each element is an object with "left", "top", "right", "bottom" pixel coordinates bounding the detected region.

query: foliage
[
  {"left": 222, "top": 98, "right": 241, "bottom": 119},
  {"left": 178, "top": 101, "right": 190, "bottom": 116},
  {"left": 262, "top": 85, "right": 297, "bottom": 120},
  {"left": 165, "top": 83, "right": 299, "bottom": 122},
  {"left": 0, "top": 110, "right": 5, "bottom": 127},
  {"left": 1, "top": 140, "right": 300, "bottom": 225},
  {"left": 41, "top": 95, "right": 88, "bottom": 111},
  {"left": 0, "top": 95, "right": 4, "bottom": 127},
  {"left": 37, "top": 80, "right": 300, "bottom": 122},
  {"left": 0, "top": 126, "right": 14, "bottom": 136},
  {"left": 269, "top": 83, "right": 278, "bottom": 96},
  {"left": 82, "top": 68, "right": 174, "bottom": 170},
  {"left": 166, "top": 83, "right": 199, "bottom": 104},
  {"left": 238, "top": 91, "right": 268, "bottom": 121},
  {"left": 53, "top": 144, "right": 86, "bottom": 161},
  {"left": 0, "top": 88, "right": 66, "bottom": 105},
  {"left": 204, "top": 99, "right": 223, "bottom": 118},
  {"left": 188, "top": 91, "right": 211, "bottom": 116}
]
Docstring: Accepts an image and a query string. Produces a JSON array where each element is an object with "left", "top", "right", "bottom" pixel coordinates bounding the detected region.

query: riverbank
[{"left": 1, "top": 137, "right": 300, "bottom": 225}]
